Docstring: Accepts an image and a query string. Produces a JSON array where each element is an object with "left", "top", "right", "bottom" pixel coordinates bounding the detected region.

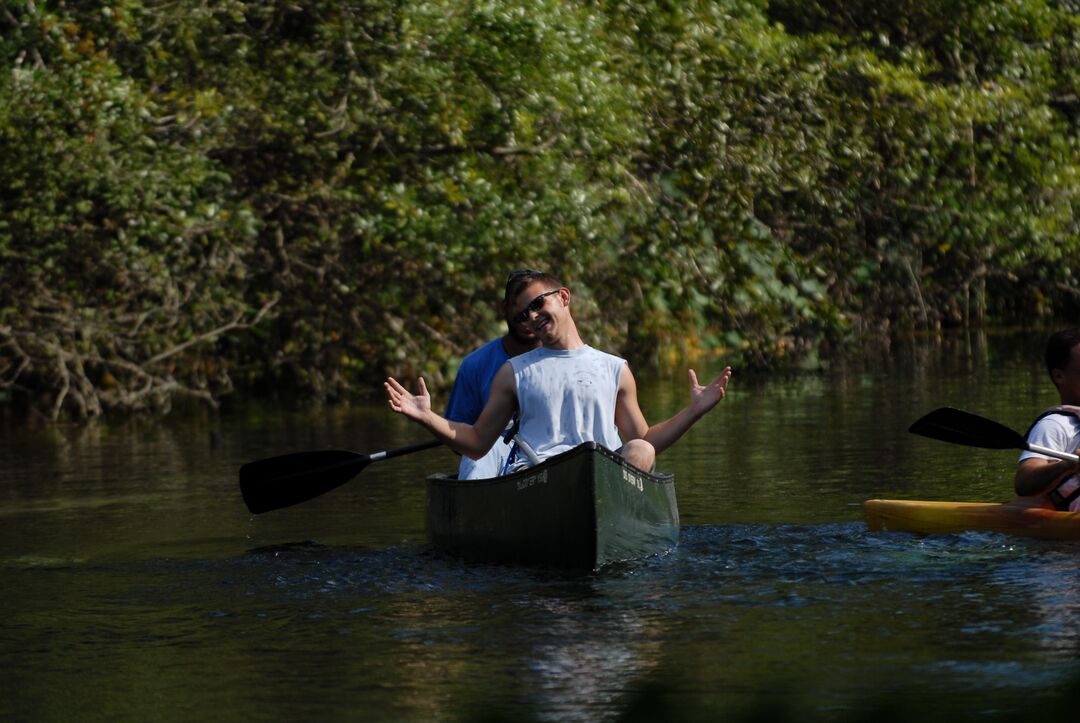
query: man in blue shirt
[{"left": 444, "top": 269, "right": 542, "bottom": 478}]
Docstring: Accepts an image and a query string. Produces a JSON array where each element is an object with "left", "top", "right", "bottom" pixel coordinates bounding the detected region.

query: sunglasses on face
[{"left": 513, "top": 289, "right": 561, "bottom": 325}]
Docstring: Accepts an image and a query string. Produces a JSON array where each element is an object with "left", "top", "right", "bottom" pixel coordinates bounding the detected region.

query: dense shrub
[{"left": 1, "top": 0, "right": 1076, "bottom": 418}]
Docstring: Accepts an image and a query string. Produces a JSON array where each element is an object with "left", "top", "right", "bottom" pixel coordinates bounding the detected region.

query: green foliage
[
  {"left": 0, "top": 2, "right": 265, "bottom": 417},
  {"left": 1, "top": 0, "right": 1077, "bottom": 418}
]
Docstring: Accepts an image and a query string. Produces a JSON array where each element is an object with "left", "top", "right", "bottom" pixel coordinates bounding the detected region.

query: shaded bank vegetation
[{"left": 1, "top": 0, "right": 1077, "bottom": 419}]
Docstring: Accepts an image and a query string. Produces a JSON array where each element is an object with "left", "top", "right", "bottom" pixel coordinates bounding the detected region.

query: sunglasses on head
[{"left": 513, "top": 289, "right": 561, "bottom": 325}]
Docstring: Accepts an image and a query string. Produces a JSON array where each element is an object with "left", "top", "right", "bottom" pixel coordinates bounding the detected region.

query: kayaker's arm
[
  {"left": 385, "top": 364, "right": 516, "bottom": 460},
  {"left": 615, "top": 365, "right": 732, "bottom": 456},
  {"left": 1014, "top": 454, "right": 1080, "bottom": 497}
]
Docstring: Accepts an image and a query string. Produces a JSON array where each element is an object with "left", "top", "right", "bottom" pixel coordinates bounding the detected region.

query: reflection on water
[
  {"left": 5, "top": 523, "right": 1080, "bottom": 721},
  {"left": 4, "top": 330, "right": 1080, "bottom": 721},
  {"left": 234, "top": 545, "right": 665, "bottom": 723}
]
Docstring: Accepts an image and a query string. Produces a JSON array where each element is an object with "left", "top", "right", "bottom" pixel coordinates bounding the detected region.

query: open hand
[
  {"left": 385, "top": 376, "right": 432, "bottom": 421},
  {"left": 688, "top": 366, "right": 732, "bottom": 416}
]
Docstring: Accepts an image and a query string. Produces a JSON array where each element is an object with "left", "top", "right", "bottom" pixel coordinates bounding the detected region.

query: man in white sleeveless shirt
[
  {"left": 385, "top": 271, "right": 733, "bottom": 473},
  {"left": 1015, "top": 328, "right": 1080, "bottom": 509}
]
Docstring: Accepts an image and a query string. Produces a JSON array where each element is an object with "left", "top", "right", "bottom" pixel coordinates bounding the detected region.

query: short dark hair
[
  {"left": 1046, "top": 328, "right": 1080, "bottom": 377},
  {"left": 503, "top": 269, "right": 562, "bottom": 305}
]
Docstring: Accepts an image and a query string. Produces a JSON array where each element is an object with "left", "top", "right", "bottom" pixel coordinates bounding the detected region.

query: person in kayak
[
  {"left": 443, "top": 269, "right": 542, "bottom": 479},
  {"left": 386, "top": 271, "right": 732, "bottom": 473},
  {"left": 1015, "top": 327, "right": 1080, "bottom": 510}
]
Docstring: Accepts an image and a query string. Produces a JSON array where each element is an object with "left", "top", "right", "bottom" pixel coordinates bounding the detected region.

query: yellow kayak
[{"left": 864, "top": 498, "right": 1080, "bottom": 540}]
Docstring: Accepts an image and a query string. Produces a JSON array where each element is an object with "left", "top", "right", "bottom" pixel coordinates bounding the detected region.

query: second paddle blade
[
  {"left": 907, "top": 407, "right": 1025, "bottom": 451},
  {"left": 239, "top": 449, "right": 370, "bottom": 514}
]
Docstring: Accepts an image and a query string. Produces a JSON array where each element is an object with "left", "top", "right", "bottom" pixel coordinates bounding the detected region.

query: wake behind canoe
[{"left": 864, "top": 498, "right": 1080, "bottom": 540}]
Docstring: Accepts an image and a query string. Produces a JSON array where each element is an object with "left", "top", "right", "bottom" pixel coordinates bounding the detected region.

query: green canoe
[{"left": 425, "top": 442, "right": 679, "bottom": 569}]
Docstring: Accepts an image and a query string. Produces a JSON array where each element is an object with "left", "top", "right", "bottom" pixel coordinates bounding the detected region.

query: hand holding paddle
[
  {"left": 908, "top": 407, "right": 1080, "bottom": 462},
  {"left": 239, "top": 438, "right": 442, "bottom": 514}
]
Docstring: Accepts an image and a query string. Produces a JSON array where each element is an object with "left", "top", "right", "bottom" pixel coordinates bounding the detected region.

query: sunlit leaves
[{"left": 0, "top": 0, "right": 1077, "bottom": 417}]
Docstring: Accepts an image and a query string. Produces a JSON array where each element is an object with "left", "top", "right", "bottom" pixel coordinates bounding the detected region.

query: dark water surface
[{"left": 3, "top": 331, "right": 1080, "bottom": 721}]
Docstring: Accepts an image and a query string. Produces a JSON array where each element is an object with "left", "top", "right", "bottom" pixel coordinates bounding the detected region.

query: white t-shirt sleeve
[{"left": 1019, "top": 414, "right": 1076, "bottom": 463}]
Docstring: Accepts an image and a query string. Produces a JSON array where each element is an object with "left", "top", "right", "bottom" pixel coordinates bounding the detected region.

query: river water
[{"left": 3, "top": 330, "right": 1079, "bottom": 721}]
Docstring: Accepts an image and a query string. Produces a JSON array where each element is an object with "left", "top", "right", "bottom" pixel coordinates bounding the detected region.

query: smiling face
[
  {"left": 501, "top": 270, "right": 555, "bottom": 347},
  {"left": 512, "top": 281, "right": 567, "bottom": 345}
]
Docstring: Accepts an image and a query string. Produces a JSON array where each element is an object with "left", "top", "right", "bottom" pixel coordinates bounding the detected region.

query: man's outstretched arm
[
  {"left": 386, "top": 363, "right": 517, "bottom": 460},
  {"left": 614, "top": 366, "right": 732, "bottom": 456}
]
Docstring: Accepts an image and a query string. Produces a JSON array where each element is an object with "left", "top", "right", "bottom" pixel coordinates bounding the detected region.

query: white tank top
[{"left": 509, "top": 346, "right": 625, "bottom": 462}]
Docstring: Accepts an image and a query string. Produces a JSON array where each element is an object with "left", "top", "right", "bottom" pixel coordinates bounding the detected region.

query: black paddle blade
[
  {"left": 239, "top": 449, "right": 371, "bottom": 514},
  {"left": 907, "top": 407, "right": 1026, "bottom": 451}
]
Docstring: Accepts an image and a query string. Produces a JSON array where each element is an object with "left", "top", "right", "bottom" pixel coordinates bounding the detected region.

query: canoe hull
[
  {"left": 426, "top": 442, "right": 679, "bottom": 569},
  {"left": 864, "top": 498, "right": 1080, "bottom": 540}
]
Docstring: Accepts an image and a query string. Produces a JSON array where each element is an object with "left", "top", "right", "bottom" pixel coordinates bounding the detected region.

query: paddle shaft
[
  {"left": 1026, "top": 442, "right": 1080, "bottom": 463},
  {"left": 268, "top": 438, "right": 444, "bottom": 484},
  {"left": 369, "top": 438, "right": 444, "bottom": 461}
]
